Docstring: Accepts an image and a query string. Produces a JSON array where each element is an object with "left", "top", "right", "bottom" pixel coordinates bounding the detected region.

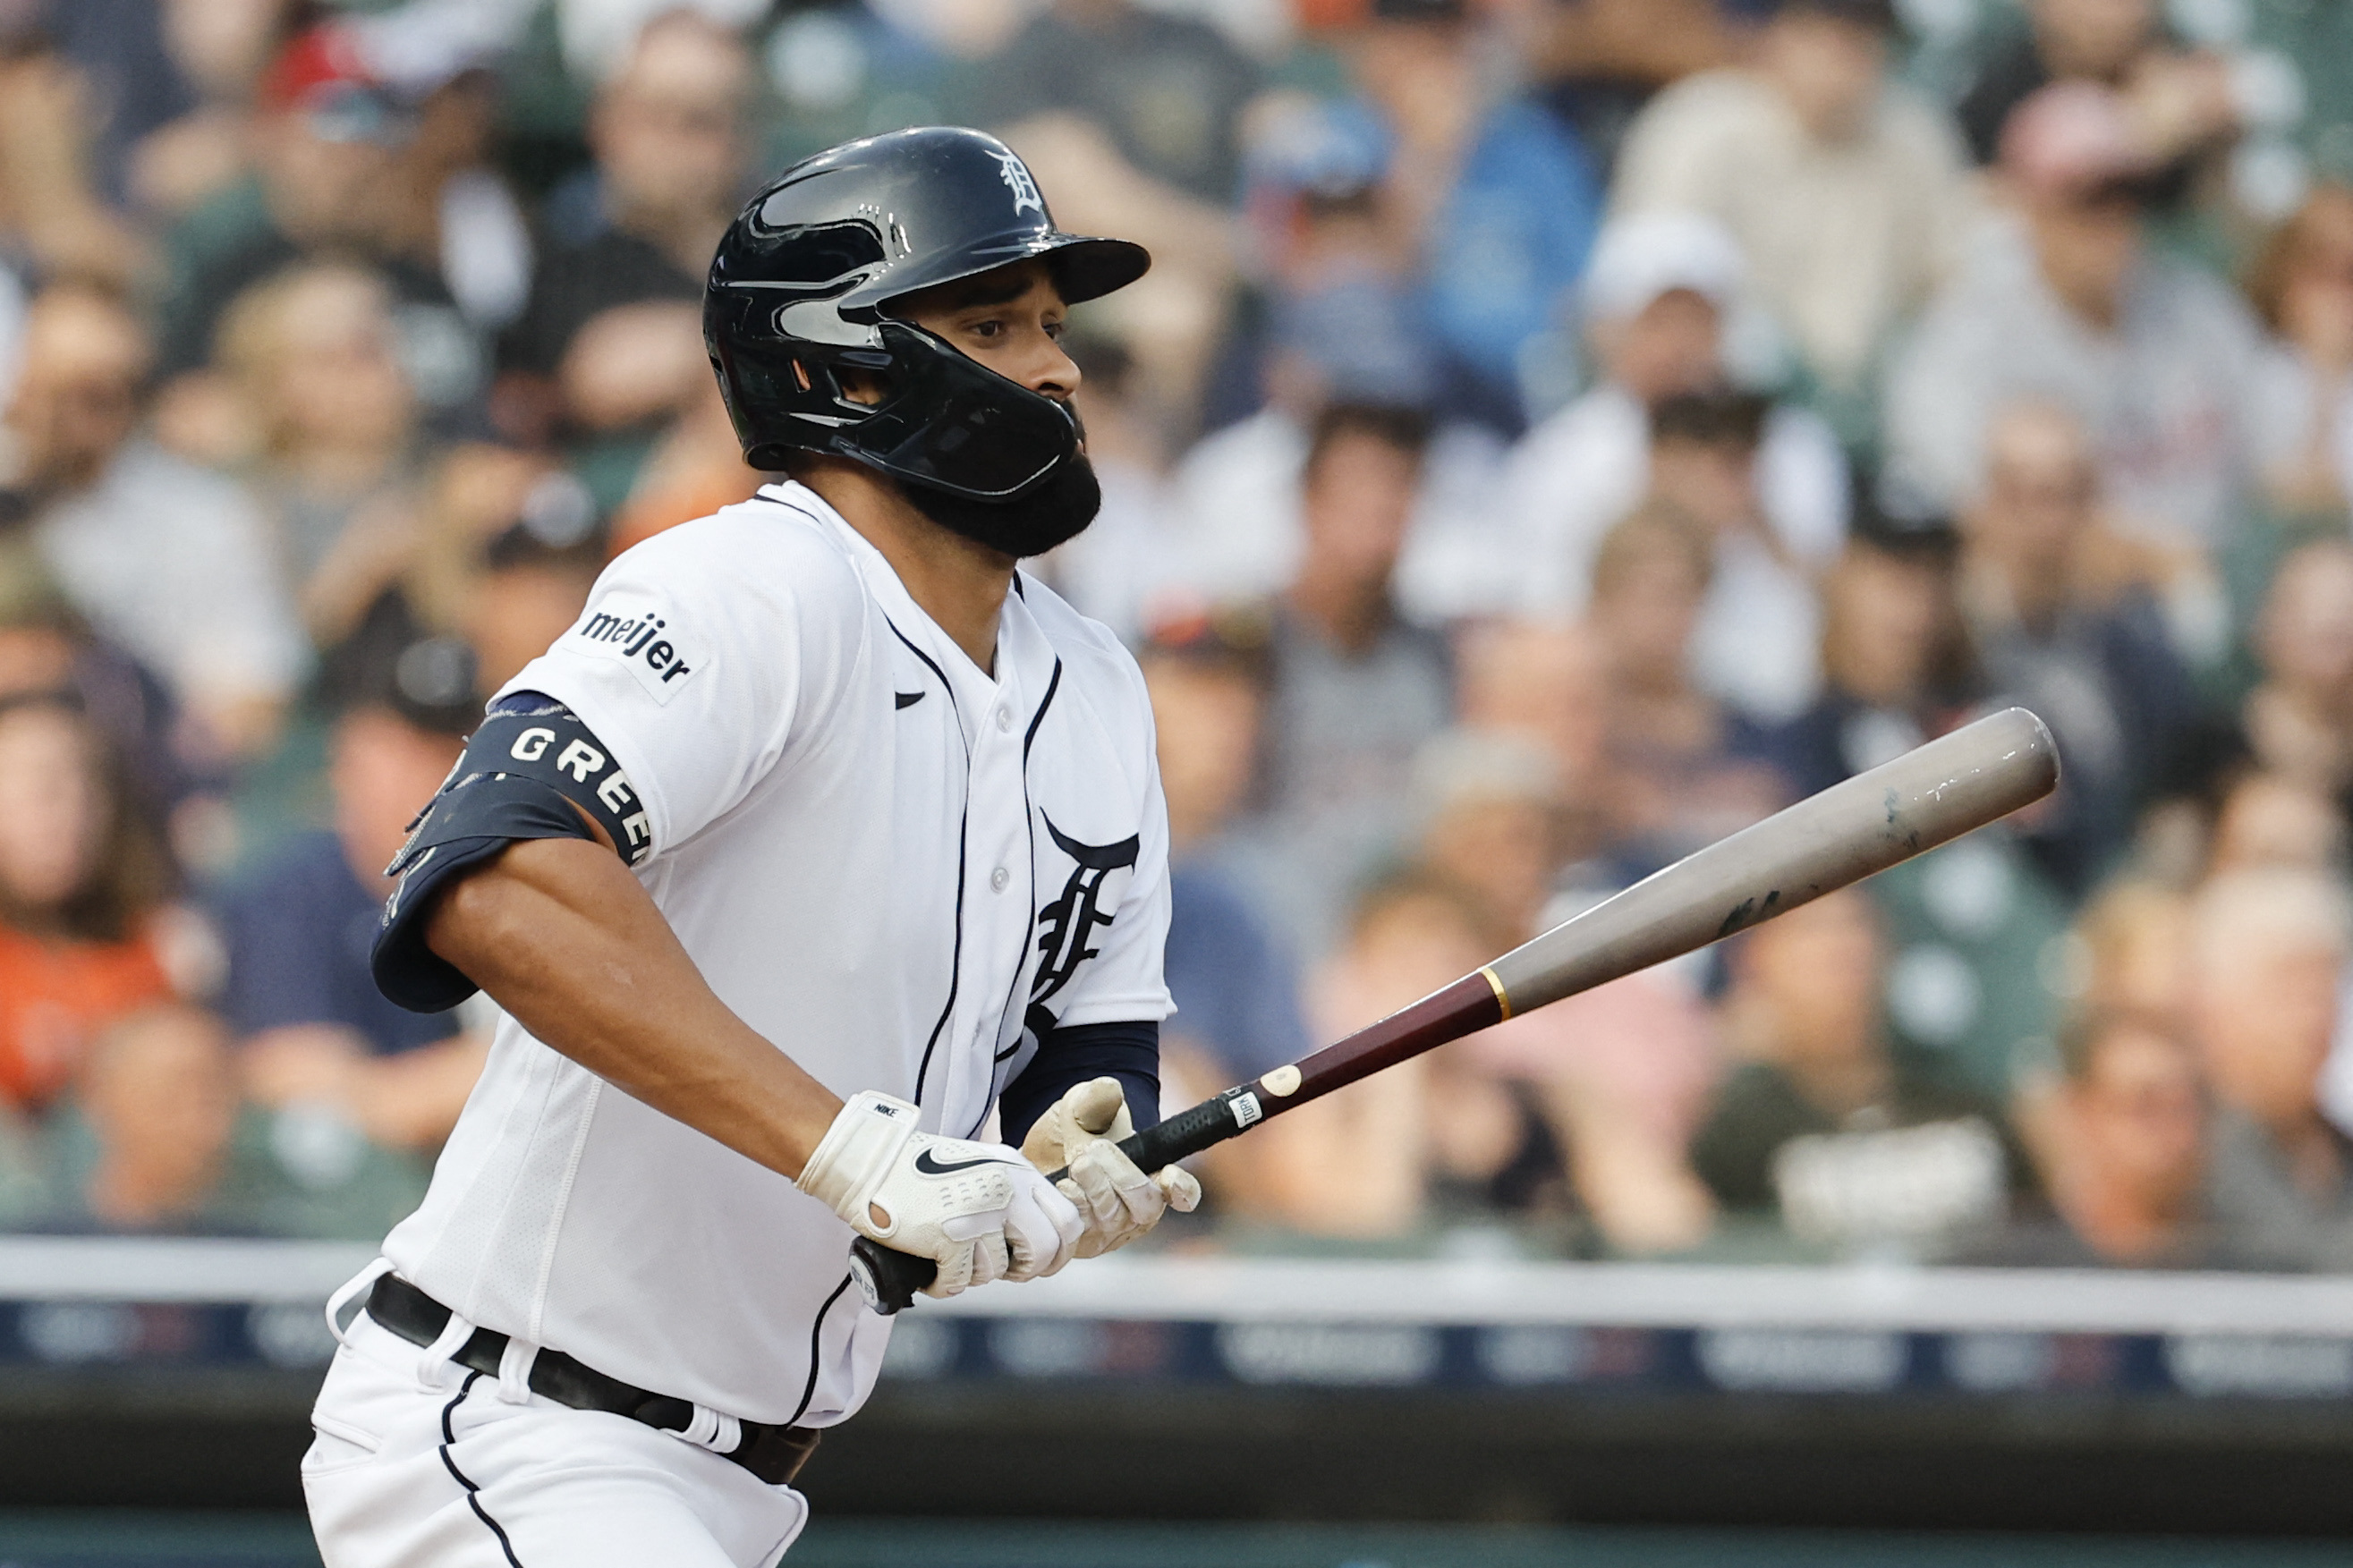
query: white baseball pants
[{"left": 303, "top": 1309, "right": 809, "bottom": 1568}]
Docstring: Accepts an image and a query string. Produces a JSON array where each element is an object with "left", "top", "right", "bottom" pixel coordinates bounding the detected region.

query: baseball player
[{"left": 302, "top": 127, "right": 1200, "bottom": 1568}]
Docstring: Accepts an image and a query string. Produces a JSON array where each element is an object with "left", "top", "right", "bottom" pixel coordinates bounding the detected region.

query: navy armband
[
  {"left": 370, "top": 693, "right": 652, "bottom": 1013},
  {"left": 998, "top": 1020, "right": 1161, "bottom": 1146}
]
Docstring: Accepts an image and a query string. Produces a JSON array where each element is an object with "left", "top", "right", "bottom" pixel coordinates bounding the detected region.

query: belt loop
[
  {"left": 669, "top": 1403, "right": 743, "bottom": 1457},
  {"left": 417, "top": 1309, "right": 475, "bottom": 1393},
  {"left": 325, "top": 1259, "right": 395, "bottom": 1349},
  {"left": 496, "top": 1336, "right": 539, "bottom": 1405}
]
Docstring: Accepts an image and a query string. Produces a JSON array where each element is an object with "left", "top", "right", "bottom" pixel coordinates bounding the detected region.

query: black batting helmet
[{"left": 703, "top": 127, "right": 1150, "bottom": 502}]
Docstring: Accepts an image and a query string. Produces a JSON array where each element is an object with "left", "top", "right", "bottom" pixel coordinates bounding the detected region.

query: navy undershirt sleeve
[{"left": 998, "top": 1020, "right": 1161, "bottom": 1147}]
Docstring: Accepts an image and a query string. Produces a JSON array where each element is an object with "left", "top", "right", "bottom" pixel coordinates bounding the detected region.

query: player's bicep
[{"left": 370, "top": 693, "right": 652, "bottom": 1013}]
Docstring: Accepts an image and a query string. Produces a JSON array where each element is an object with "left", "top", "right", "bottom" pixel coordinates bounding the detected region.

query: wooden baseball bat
[{"left": 851, "top": 706, "right": 2060, "bottom": 1314}]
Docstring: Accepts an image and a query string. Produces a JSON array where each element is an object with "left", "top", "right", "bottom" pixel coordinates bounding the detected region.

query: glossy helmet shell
[{"left": 703, "top": 126, "right": 1149, "bottom": 501}]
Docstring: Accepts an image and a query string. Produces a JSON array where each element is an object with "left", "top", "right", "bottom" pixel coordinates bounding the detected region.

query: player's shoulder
[
  {"left": 1015, "top": 572, "right": 1147, "bottom": 695},
  {"left": 609, "top": 490, "right": 862, "bottom": 598},
  {"left": 598, "top": 489, "right": 872, "bottom": 640},
  {"left": 563, "top": 489, "right": 875, "bottom": 699}
]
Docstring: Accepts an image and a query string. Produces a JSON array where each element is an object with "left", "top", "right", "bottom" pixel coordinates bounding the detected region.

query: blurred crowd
[{"left": 5, "top": 0, "right": 2353, "bottom": 1273}]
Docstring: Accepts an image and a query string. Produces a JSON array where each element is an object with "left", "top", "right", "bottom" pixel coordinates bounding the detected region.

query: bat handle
[{"left": 848, "top": 1087, "right": 1262, "bottom": 1315}]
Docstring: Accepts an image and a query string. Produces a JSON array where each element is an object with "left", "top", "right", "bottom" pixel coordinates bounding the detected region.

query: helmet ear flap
[{"left": 806, "top": 354, "right": 896, "bottom": 418}]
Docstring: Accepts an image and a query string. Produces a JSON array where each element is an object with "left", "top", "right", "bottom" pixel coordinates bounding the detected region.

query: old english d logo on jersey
[{"left": 1024, "top": 814, "right": 1139, "bottom": 1038}]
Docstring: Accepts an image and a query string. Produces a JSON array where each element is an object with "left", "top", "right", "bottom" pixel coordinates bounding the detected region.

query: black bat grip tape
[{"left": 848, "top": 1087, "right": 1258, "bottom": 1315}]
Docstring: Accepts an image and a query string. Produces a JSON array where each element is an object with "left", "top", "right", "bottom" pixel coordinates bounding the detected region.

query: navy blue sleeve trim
[
  {"left": 370, "top": 691, "right": 646, "bottom": 1014},
  {"left": 998, "top": 1019, "right": 1161, "bottom": 1148}
]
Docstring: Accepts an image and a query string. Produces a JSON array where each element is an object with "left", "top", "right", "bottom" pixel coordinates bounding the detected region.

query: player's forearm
[{"left": 424, "top": 837, "right": 842, "bottom": 1180}]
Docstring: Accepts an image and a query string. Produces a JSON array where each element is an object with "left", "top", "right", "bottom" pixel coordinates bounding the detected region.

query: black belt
[{"left": 364, "top": 1274, "right": 821, "bottom": 1487}]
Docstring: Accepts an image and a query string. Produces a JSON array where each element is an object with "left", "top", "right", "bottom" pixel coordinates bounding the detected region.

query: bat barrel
[{"left": 1487, "top": 706, "right": 2059, "bottom": 1015}]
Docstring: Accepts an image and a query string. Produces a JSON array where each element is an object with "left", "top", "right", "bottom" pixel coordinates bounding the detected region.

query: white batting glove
[
  {"left": 798, "top": 1091, "right": 1083, "bottom": 1297},
  {"left": 1020, "top": 1077, "right": 1201, "bottom": 1259}
]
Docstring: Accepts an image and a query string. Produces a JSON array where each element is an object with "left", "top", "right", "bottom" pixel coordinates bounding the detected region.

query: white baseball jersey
[{"left": 379, "top": 480, "right": 1173, "bottom": 1428}]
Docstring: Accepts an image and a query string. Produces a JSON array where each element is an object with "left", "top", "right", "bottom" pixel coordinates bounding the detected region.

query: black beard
[{"left": 902, "top": 453, "right": 1102, "bottom": 559}]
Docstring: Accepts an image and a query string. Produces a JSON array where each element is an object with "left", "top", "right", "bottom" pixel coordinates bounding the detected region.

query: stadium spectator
[
  {"left": 1409, "top": 729, "right": 1561, "bottom": 944},
  {"left": 461, "top": 479, "right": 605, "bottom": 695},
  {"left": 964, "top": 0, "right": 1261, "bottom": 207},
  {"left": 0, "top": 693, "right": 178, "bottom": 1115},
  {"left": 1244, "top": 403, "right": 1451, "bottom": 958},
  {"left": 218, "top": 634, "right": 483, "bottom": 1153},
  {"left": 1242, "top": 871, "right": 1529, "bottom": 1237},
  {"left": 0, "top": 576, "right": 199, "bottom": 850},
  {"left": 1329, "top": 0, "right": 1603, "bottom": 428},
  {"left": 301, "top": 442, "right": 564, "bottom": 662},
  {"left": 2010, "top": 877, "right": 2187, "bottom": 1173},
  {"left": 154, "top": 25, "right": 505, "bottom": 436},
  {"left": 2189, "top": 868, "right": 2353, "bottom": 1269},
  {"left": 599, "top": 376, "right": 758, "bottom": 555},
  {"left": 2072, "top": 877, "right": 2194, "bottom": 1022},
  {"left": 1957, "top": 399, "right": 2204, "bottom": 890},
  {"left": 501, "top": 12, "right": 752, "bottom": 453},
  {"left": 0, "top": 19, "right": 150, "bottom": 291},
  {"left": 2247, "top": 182, "right": 2353, "bottom": 518},
  {"left": 26, "top": 0, "right": 196, "bottom": 210},
  {"left": 1450, "top": 615, "right": 1730, "bottom": 1249},
  {"left": 1982, "top": 1010, "right": 2230, "bottom": 1267},
  {"left": 1453, "top": 618, "right": 1614, "bottom": 875},
  {"left": 1756, "top": 524, "right": 1977, "bottom": 803},
  {"left": 1886, "top": 81, "right": 2276, "bottom": 550},
  {"left": 54, "top": 1004, "right": 241, "bottom": 1233},
  {"left": 1584, "top": 500, "right": 1785, "bottom": 872},
  {"left": 1611, "top": 0, "right": 1970, "bottom": 421},
  {"left": 1689, "top": 888, "right": 2023, "bottom": 1257},
  {"left": 45, "top": 1003, "right": 425, "bottom": 1238},
  {"left": 1525, "top": 0, "right": 1735, "bottom": 176},
  {"left": 213, "top": 262, "right": 422, "bottom": 623},
  {"left": 1138, "top": 618, "right": 1312, "bottom": 1111},
  {"left": 2208, "top": 771, "right": 2347, "bottom": 876},
  {"left": 9, "top": 284, "right": 306, "bottom": 760},
  {"left": 1499, "top": 210, "right": 1848, "bottom": 628},
  {"left": 1952, "top": 0, "right": 2240, "bottom": 172},
  {"left": 125, "top": 0, "right": 300, "bottom": 220},
  {"left": 1646, "top": 390, "right": 1824, "bottom": 722},
  {"left": 2246, "top": 539, "right": 2353, "bottom": 794},
  {"left": 1159, "top": 126, "right": 1437, "bottom": 612},
  {"left": 1469, "top": 967, "right": 1720, "bottom": 1254},
  {"left": 1457, "top": 855, "right": 1721, "bottom": 1251}
]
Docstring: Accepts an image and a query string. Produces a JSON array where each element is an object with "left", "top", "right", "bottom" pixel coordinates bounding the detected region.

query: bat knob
[{"left": 848, "top": 1235, "right": 936, "bottom": 1315}]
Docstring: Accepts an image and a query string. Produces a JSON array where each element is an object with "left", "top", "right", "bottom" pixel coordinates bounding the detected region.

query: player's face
[
  {"left": 886, "top": 260, "right": 1080, "bottom": 408},
  {"left": 865, "top": 258, "right": 1103, "bottom": 560}
]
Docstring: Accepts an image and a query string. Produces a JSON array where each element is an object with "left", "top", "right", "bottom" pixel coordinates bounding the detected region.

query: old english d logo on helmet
[{"left": 703, "top": 127, "right": 1151, "bottom": 502}]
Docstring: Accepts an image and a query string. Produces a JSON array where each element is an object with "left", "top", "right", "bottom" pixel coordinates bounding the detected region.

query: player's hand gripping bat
[{"left": 850, "top": 706, "right": 2060, "bottom": 1314}]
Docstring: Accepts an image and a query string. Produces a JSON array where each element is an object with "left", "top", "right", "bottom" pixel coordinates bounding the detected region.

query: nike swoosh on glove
[{"left": 798, "top": 1091, "right": 1083, "bottom": 1297}]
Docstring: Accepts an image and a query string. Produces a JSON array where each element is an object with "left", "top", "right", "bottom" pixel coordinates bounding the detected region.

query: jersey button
[
  {"left": 990, "top": 866, "right": 1010, "bottom": 892},
  {"left": 995, "top": 706, "right": 1013, "bottom": 733}
]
